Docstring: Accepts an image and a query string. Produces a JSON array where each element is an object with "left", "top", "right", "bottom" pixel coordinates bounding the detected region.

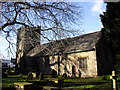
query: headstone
[
  {"left": 52, "top": 69, "right": 57, "bottom": 78},
  {"left": 39, "top": 72, "right": 44, "bottom": 80},
  {"left": 62, "top": 73, "right": 67, "bottom": 78},
  {"left": 18, "top": 74, "right": 23, "bottom": 79},
  {"left": 2, "top": 71, "right": 8, "bottom": 78},
  {"left": 32, "top": 72, "right": 36, "bottom": 78},
  {"left": 27, "top": 72, "right": 33, "bottom": 80},
  {"left": 36, "top": 72, "right": 40, "bottom": 78}
]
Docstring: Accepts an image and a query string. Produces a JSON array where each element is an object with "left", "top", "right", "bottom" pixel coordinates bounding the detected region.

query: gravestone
[
  {"left": 18, "top": 74, "right": 23, "bottom": 79},
  {"left": 2, "top": 72, "right": 8, "bottom": 78},
  {"left": 62, "top": 73, "right": 67, "bottom": 78},
  {"left": 32, "top": 72, "right": 37, "bottom": 78},
  {"left": 52, "top": 69, "right": 57, "bottom": 78},
  {"left": 39, "top": 72, "right": 44, "bottom": 80},
  {"left": 27, "top": 72, "right": 33, "bottom": 80}
]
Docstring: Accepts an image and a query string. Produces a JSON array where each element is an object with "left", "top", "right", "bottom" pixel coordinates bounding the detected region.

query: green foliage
[
  {"left": 115, "top": 54, "right": 120, "bottom": 74},
  {"left": 100, "top": 2, "right": 120, "bottom": 73},
  {"left": 100, "top": 2, "right": 120, "bottom": 50},
  {"left": 102, "top": 75, "right": 111, "bottom": 80}
]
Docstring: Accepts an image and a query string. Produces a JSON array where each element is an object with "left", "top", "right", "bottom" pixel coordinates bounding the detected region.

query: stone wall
[
  {"left": 16, "top": 28, "right": 26, "bottom": 66},
  {"left": 16, "top": 26, "right": 41, "bottom": 73},
  {"left": 49, "top": 50, "right": 98, "bottom": 77}
]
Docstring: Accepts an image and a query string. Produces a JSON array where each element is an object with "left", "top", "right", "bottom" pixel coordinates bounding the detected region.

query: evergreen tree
[{"left": 100, "top": 2, "right": 120, "bottom": 73}]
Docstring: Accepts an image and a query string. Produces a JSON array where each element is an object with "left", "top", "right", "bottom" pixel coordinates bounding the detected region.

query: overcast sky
[{"left": 0, "top": 1, "right": 106, "bottom": 59}]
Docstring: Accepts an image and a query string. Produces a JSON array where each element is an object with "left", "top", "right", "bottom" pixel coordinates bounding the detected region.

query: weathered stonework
[
  {"left": 49, "top": 50, "right": 97, "bottom": 77},
  {"left": 16, "top": 26, "right": 41, "bottom": 73},
  {"left": 16, "top": 28, "right": 114, "bottom": 77}
]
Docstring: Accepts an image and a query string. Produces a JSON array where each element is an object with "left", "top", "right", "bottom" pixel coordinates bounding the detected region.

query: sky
[
  {"left": 80, "top": 1, "right": 106, "bottom": 33},
  {"left": 0, "top": 1, "right": 106, "bottom": 59}
]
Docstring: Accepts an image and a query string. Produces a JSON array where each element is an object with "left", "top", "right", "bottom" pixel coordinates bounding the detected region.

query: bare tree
[{"left": 0, "top": 2, "right": 82, "bottom": 55}]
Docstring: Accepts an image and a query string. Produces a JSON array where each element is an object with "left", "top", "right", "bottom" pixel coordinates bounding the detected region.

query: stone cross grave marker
[{"left": 110, "top": 71, "right": 117, "bottom": 90}]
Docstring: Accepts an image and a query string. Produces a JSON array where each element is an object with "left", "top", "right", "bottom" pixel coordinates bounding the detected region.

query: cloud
[{"left": 91, "top": 0, "right": 105, "bottom": 14}]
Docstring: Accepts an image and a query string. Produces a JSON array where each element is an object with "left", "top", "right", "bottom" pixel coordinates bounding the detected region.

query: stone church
[{"left": 16, "top": 26, "right": 114, "bottom": 77}]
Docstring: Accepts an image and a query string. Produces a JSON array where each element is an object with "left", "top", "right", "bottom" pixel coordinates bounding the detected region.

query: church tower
[{"left": 16, "top": 26, "right": 41, "bottom": 73}]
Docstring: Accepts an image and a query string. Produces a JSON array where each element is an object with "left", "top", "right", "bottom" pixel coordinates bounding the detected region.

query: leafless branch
[{"left": 0, "top": 2, "right": 82, "bottom": 56}]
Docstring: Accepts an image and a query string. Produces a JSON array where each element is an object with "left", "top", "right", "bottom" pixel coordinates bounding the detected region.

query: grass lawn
[
  {"left": 2, "top": 75, "right": 27, "bottom": 88},
  {"left": 2, "top": 74, "right": 120, "bottom": 89}
]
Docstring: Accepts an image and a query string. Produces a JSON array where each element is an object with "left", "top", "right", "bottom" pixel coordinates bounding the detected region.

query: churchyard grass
[
  {"left": 2, "top": 75, "right": 27, "bottom": 88},
  {"left": 2, "top": 74, "right": 120, "bottom": 89}
]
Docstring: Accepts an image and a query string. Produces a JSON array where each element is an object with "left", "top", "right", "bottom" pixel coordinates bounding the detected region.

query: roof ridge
[
  {"left": 27, "top": 31, "right": 101, "bottom": 56},
  {"left": 42, "top": 31, "right": 101, "bottom": 45}
]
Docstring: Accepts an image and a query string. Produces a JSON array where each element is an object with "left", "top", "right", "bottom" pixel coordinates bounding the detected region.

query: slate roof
[{"left": 27, "top": 31, "right": 101, "bottom": 57}]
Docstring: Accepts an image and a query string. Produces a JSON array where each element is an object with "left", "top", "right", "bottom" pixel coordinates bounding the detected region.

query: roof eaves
[{"left": 42, "top": 48, "right": 95, "bottom": 56}]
